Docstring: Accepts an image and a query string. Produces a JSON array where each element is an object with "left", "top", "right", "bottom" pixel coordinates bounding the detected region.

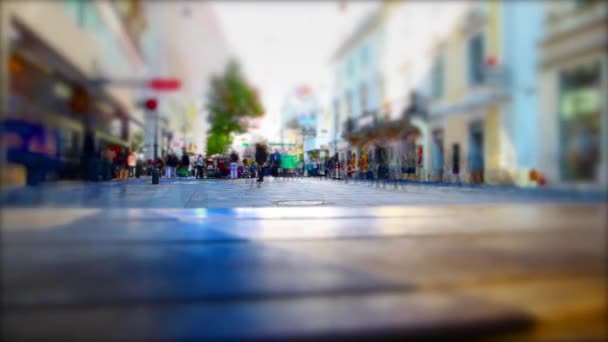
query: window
[
  {"left": 333, "top": 99, "right": 340, "bottom": 118},
  {"left": 468, "top": 33, "right": 485, "bottom": 85},
  {"left": 63, "top": 0, "right": 101, "bottom": 29},
  {"left": 359, "top": 82, "right": 367, "bottom": 114},
  {"left": 558, "top": 61, "right": 602, "bottom": 181},
  {"left": 574, "top": 0, "right": 599, "bottom": 8},
  {"left": 346, "top": 91, "right": 352, "bottom": 118},
  {"left": 432, "top": 54, "right": 444, "bottom": 99},
  {"left": 333, "top": 99, "right": 340, "bottom": 138},
  {"left": 360, "top": 45, "right": 368, "bottom": 68},
  {"left": 347, "top": 57, "right": 355, "bottom": 78}
]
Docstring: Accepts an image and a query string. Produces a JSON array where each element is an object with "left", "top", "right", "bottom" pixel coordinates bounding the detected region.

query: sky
[{"left": 211, "top": 1, "right": 380, "bottom": 140}]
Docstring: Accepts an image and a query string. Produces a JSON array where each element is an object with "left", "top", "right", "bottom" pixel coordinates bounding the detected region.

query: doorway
[{"left": 468, "top": 121, "right": 484, "bottom": 184}]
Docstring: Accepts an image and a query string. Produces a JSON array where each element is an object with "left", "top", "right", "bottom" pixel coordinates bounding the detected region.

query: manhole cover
[{"left": 276, "top": 200, "right": 325, "bottom": 206}]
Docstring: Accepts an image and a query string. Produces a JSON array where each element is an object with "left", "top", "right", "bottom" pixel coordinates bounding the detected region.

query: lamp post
[{"left": 144, "top": 99, "right": 160, "bottom": 184}]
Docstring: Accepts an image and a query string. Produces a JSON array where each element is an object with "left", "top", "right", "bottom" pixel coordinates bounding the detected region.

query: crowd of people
[
  {"left": 84, "top": 142, "right": 407, "bottom": 183},
  {"left": 149, "top": 143, "right": 288, "bottom": 182},
  {"left": 81, "top": 143, "right": 140, "bottom": 182}
]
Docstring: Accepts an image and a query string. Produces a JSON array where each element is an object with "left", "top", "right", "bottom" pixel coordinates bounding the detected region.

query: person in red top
[{"left": 217, "top": 158, "right": 226, "bottom": 178}]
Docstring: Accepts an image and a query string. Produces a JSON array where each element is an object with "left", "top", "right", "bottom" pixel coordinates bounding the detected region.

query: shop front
[{"left": 3, "top": 19, "right": 130, "bottom": 185}]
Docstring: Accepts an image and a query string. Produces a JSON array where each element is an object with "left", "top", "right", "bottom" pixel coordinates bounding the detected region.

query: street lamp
[
  {"left": 144, "top": 98, "right": 161, "bottom": 184},
  {"left": 144, "top": 98, "right": 159, "bottom": 160}
]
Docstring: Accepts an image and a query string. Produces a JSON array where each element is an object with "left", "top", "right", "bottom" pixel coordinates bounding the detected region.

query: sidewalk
[
  {"left": 318, "top": 177, "right": 608, "bottom": 202},
  {"left": 1, "top": 176, "right": 605, "bottom": 209}
]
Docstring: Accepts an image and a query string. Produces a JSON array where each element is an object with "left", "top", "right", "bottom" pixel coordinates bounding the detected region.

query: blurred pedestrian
[
  {"left": 250, "top": 161, "right": 258, "bottom": 179},
  {"left": 403, "top": 136, "right": 417, "bottom": 181},
  {"left": 127, "top": 150, "right": 136, "bottom": 177},
  {"left": 325, "top": 158, "right": 332, "bottom": 178},
  {"left": 156, "top": 157, "right": 165, "bottom": 177},
  {"left": 229, "top": 150, "right": 239, "bottom": 179},
  {"left": 166, "top": 152, "right": 178, "bottom": 178},
  {"left": 359, "top": 154, "right": 370, "bottom": 179},
  {"left": 102, "top": 145, "right": 114, "bottom": 181},
  {"left": 269, "top": 148, "right": 280, "bottom": 177},
  {"left": 181, "top": 149, "right": 191, "bottom": 176},
  {"left": 195, "top": 154, "right": 204, "bottom": 179},
  {"left": 118, "top": 148, "right": 128, "bottom": 179},
  {"left": 255, "top": 143, "right": 268, "bottom": 182},
  {"left": 347, "top": 155, "right": 355, "bottom": 178}
]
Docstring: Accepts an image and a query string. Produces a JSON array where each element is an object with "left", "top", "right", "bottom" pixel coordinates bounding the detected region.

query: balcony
[
  {"left": 544, "top": 0, "right": 607, "bottom": 40},
  {"left": 460, "top": 2, "right": 488, "bottom": 35},
  {"left": 541, "top": 1, "right": 608, "bottom": 68},
  {"left": 429, "top": 64, "right": 511, "bottom": 117}
]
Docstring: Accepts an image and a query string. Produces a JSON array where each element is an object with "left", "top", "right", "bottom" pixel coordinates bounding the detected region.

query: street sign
[
  {"left": 87, "top": 78, "right": 181, "bottom": 91},
  {"left": 148, "top": 78, "right": 181, "bottom": 91}
]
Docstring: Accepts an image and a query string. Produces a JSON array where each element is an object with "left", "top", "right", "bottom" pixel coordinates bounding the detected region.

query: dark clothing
[
  {"left": 167, "top": 155, "right": 179, "bottom": 167},
  {"left": 255, "top": 145, "right": 268, "bottom": 182},
  {"left": 255, "top": 146, "right": 268, "bottom": 165},
  {"left": 181, "top": 155, "right": 190, "bottom": 168},
  {"left": 269, "top": 152, "right": 281, "bottom": 166},
  {"left": 230, "top": 152, "right": 239, "bottom": 163}
]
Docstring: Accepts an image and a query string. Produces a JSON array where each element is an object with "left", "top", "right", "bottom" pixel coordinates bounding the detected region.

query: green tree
[
  {"left": 206, "top": 60, "right": 264, "bottom": 155},
  {"left": 131, "top": 130, "right": 144, "bottom": 153}
]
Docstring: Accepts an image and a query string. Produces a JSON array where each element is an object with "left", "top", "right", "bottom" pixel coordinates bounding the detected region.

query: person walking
[
  {"left": 229, "top": 150, "right": 239, "bottom": 179},
  {"left": 255, "top": 143, "right": 268, "bottom": 182},
  {"left": 127, "top": 150, "right": 136, "bottom": 178},
  {"left": 166, "top": 152, "right": 178, "bottom": 178},
  {"left": 195, "top": 154, "right": 204, "bottom": 179},
  {"left": 156, "top": 156, "right": 165, "bottom": 178},
  {"left": 269, "top": 149, "right": 280, "bottom": 177},
  {"left": 180, "top": 149, "right": 191, "bottom": 177}
]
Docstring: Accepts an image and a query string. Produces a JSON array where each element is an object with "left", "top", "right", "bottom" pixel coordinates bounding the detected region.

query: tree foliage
[
  {"left": 131, "top": 130, "right": 144, "bottom": 153},
  {"left": 206, "top": 61, "right": 264, "bottom": 155}
]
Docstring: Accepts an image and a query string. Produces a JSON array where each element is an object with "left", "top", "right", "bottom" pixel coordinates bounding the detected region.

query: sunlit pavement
[
  {"left": 1, "top": 179, "right": 607, "bottom": 340},
  {"left": 1, "top": 176, "right": 606, "bottom": 208}
]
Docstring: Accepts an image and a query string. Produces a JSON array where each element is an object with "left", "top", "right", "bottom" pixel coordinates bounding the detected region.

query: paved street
[
  {"left": 2, "top": 178, "right": 607, "bottom": 340},
  {"left": 1, "top": 177, "right": 605, "bottom": 208}
]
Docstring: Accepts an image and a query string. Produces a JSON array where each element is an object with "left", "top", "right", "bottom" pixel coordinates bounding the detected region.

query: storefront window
[{"left": 558, "top": 60, "right": 602, "bottom": 182}]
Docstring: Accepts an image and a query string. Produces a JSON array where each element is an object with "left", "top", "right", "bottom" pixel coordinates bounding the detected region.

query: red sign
[
  {"left": 148, "top": 78, "right": 181, "bottom": 91},
  {"left": 145, "top": 99, "right": 158, "bottom": 110}
]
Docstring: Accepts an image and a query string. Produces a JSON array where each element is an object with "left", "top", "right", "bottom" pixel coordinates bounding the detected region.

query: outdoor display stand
[{"left": 280, "top": 154, "right": 298, "bottom": 177}]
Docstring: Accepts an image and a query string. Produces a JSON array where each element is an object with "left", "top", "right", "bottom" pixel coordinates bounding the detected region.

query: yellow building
[{"left": 426, "top": 1, "right": 545, "bottom": 185}]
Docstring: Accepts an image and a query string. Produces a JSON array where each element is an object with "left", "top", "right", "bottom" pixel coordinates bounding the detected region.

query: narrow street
[{"left": 2, "top": 0, "right": 607, "bottom": 340}]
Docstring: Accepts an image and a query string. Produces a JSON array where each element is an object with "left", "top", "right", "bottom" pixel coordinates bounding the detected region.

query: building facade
[
  {"left": 538, "top": 0, "right": 608, "bottom": 188},
  {"left": 426, "top": 1, "right": 544, "bottom": 185},
  {"left": 1, "top": 0, "right": 148, "bottom": 185},
  {"left": 329, "top": 2, "right": 393, "bottom": 166}
]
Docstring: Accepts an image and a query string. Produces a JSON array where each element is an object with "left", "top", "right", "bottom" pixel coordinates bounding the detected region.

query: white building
[{"left": 141, "top": 1, "right": 230, "bottom": 159}]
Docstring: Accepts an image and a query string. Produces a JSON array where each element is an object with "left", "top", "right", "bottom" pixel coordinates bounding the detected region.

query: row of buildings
[
  {"left": 0, "top": 0, "right": 229, "bottom": 185},
  {"left": 312, "top": 0, "right": 606, "bottom": 188}
]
